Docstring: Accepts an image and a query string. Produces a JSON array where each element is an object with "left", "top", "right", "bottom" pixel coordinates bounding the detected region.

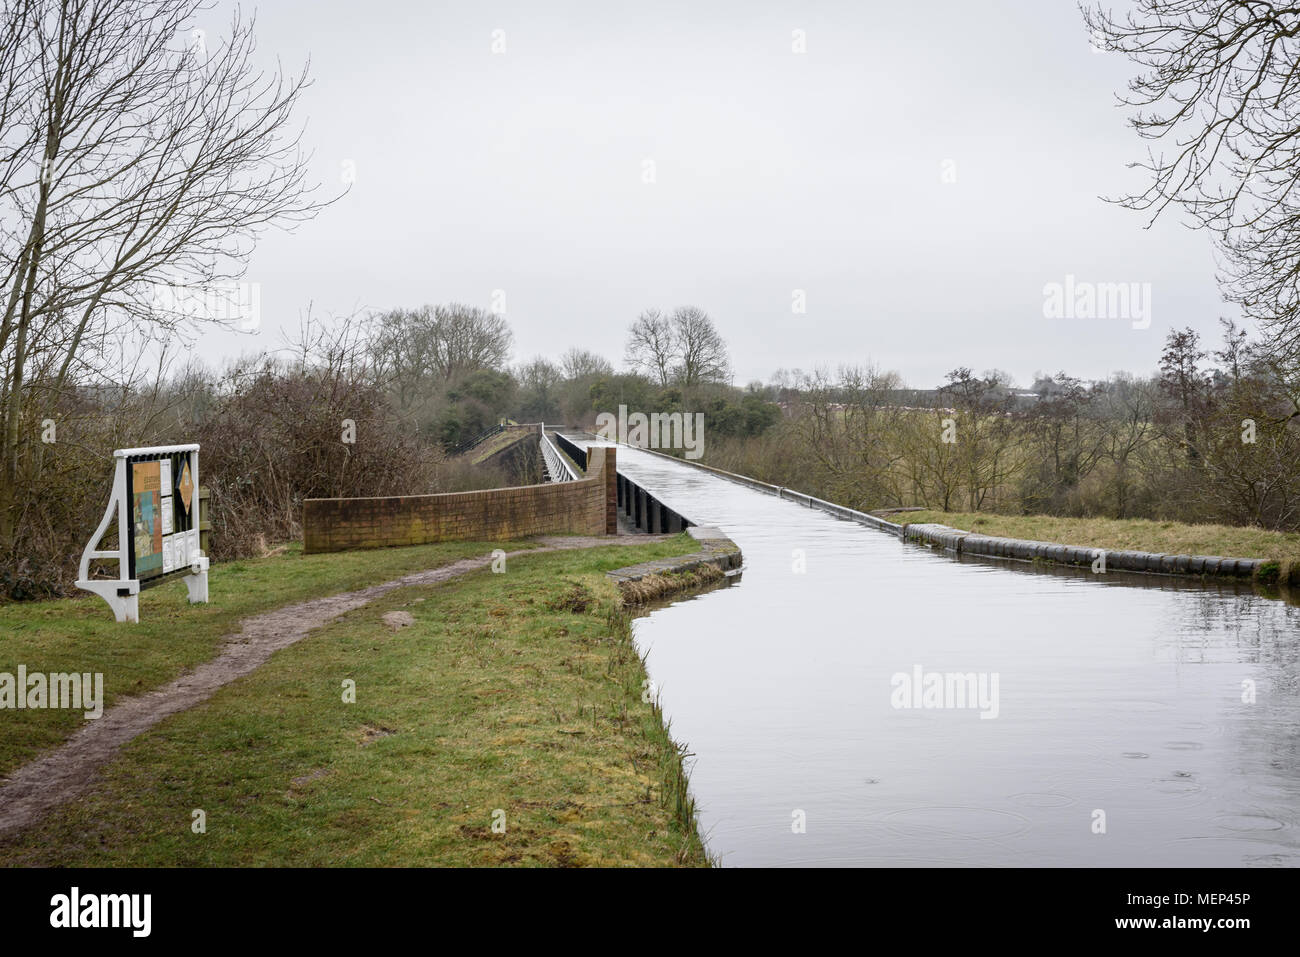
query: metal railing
[
  {"left": 563, "top": 431, "right": 693, "bottom": 533},
  {"left": 448, "top": 423, "right": 506, "bottom": 456},
  {"left": 539, "top": 426, "right": 580, "bottom": 482},
  {"left": 615, "top": 470, "right": 693, "bottom": 533},
  {"left": 553, "top": 432, "right": 587, "bottom": 470}
]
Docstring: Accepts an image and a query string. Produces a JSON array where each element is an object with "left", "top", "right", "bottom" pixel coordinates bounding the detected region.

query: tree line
[
  {"left": 709, "top": 321, "right": 1300, "bottom": 532},
  {"left": 0, "top": 296, "right": 774, "bottom": 600}
]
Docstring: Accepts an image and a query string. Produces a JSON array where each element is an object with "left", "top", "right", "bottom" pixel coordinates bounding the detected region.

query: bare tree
[
  {"left": 370, "top": 303, "right": 513, "bottom": 409},
  {"left": 1094, "top": 375, "right": 1161, "bottom": 516},
  {"left": 516, "top": 356, "right": 562, "bottom": 422},
  {"left": 939, "top": 368, "right": 1023, "bottom": 511},
  {"left": 425, "top": 304, "right": 513, "bottom": 381},
  {"left": 1022, "top": 371, "right": 1107, "bottom": 512},
  {"left": 1085, "top": 2, "right": 1300, "bottom": 356},
  {"left": 1158, "top": 326, "right": 1210, "bottom": 461},
  {"left": 623, "top": 308, "right": 675, "bottom": 386},
  {"left": 624, "top": 305, "right": 730, "bottom": 388},
  {"left": 0, "top": 0, "right": 332, "bottom": 548},
  {"left": 560, "top": 347, "right": 613, "bottom": 380},
  {"left": 672, "top": 306, "right": 730, "bottom": 387},
  {"left": 795, "top": 364, "right": 904, "bottom": 509},
  {"left": 1214, "top": 316, "right": 1250, "bottom": 383}
]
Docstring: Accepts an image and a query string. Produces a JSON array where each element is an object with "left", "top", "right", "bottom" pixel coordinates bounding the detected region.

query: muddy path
[{"left": 0, "top": 535, "right": 666, "bottom": 838}]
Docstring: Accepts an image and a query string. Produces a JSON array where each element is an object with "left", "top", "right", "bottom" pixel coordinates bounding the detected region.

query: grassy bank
[
  {"left": 469, "top": 427, "right": 533, "bottom": 464},
  {"left": 889, "top": 510, "right": 1300, "bottom": 565},
  {"left": 0, "top": 535, "right": 710, "bottom": 866},
  {"left": 0, "top": 539, "right": 553, "bottom": 778}
]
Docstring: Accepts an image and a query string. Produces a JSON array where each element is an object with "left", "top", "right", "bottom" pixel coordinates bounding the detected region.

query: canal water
[{"left": 580, "top": 440, "right": 1300, "bottom": 867}]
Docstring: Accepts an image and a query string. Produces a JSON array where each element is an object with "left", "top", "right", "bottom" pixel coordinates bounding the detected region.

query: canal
[{"left": 581, "top": 440, "right": 1300, "bottom": 867}]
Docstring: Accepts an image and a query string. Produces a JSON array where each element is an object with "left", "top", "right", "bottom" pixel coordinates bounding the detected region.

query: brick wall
[{"left": 303, "top": 446, "right": 617, "bottom": 554}]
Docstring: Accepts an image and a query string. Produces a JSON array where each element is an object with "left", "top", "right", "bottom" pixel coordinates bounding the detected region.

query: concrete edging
[
  {"left": 900, "top": 522, "right": 1265, "bottom": 580},
  {"left": 607, "top": 526, "right": 742, "bottom": 601}
]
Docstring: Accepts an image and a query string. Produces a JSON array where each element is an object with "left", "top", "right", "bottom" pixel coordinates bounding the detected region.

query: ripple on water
[
  {"left": 1155, "top": 834, "right": 1293, "bottom": 864},
  {"left": 1153, "top": 775, "right": 1205, "bottom": 795},
  {"left": 1213, "top": 813, "right": 1286, "bottom": 832},
  {"left": 882, "top": 806, "right": 1032, "bottom": 840},
  {"left": 1163, "top": 741, "right": 1206, "bottom": 751},
  {"left": 1243, "top": 779, "right": 1300, "bottom": 801},
  {"left": 1008, "top": 792, "right": 1074, "bottom": 808},
  {"left": 1110, "top": 699, "right": 1172, "bottom": 714},
  {"left": 1242, "top": 852, "right": 1300, "bottom": 867}
]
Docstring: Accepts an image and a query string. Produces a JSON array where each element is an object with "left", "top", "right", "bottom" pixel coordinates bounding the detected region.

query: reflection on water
[{"left": 587, "top": 441, "right": 1300, "bottom": 867}]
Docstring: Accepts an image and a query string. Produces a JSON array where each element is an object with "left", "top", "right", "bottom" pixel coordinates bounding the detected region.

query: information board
[{"left": 76, "top": 444, "right": 209, "bottom": 623}]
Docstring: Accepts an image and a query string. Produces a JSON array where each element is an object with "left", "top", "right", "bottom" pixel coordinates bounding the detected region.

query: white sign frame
[{"left": 75, "top": 443, "right": 209, "bottom": 623}]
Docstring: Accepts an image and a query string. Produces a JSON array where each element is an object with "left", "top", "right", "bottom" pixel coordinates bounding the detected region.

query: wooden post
[{"left": 198, "top": 485, "right": 211, "bottom": 555}]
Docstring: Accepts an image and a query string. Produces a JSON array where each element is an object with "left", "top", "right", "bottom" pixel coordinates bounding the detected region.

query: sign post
[{"left": 75, "top": 444, "right": 210, "bottom": 623}]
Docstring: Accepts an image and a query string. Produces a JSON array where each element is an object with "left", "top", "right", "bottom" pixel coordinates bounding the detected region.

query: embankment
[{"left": 0, "top": 535, "right": 716, "bottom": 866}]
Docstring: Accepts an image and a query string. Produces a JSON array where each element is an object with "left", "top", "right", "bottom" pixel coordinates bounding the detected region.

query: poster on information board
[{"left": 131, "top": 460, "right": 164, "bottom": 579}]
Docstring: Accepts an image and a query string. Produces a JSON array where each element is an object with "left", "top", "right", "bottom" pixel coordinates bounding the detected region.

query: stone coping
[
  {"left": 901, "top": 522, "right": 1265, "bottom": 580},
  {"left": 606, "top": 526, "right": 742, "bottom": 586}
]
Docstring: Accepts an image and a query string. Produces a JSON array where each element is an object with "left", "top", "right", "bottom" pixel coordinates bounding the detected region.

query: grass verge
[
  {"left": 0, "top": 534, "right": 710, "bottom": 866},
  {"left": 1, "top": 539, "right": 554, "bottom": 778},
  {"left": 469, "top": 428, "right": 532, "bottom": 464},
  {"left": 894, "top": 510, "right": 1300, "bottom": 566},
  {"left": 618, "top": 564, "right": 726, "bottom": 604}
]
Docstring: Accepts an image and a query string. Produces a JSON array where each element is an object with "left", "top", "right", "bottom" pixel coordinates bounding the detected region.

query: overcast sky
[{"left": 189, "top": 0, "right": 1227, "bottom": 389}]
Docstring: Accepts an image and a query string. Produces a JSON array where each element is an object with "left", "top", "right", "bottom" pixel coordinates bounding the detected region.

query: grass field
[
  {"left": 0, "top": 539, "right": 545, "bottom": 778},
  {"left": 891, "top": 510, "right": 1300, "bottom": 564},
  {"left": 0, "top": 534, "right": 710, "bottom": 866}
]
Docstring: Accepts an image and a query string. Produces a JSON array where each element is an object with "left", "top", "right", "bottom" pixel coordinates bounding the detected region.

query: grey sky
[{"left": 192, "top": 0, "right": 1226, "bottom": 389}]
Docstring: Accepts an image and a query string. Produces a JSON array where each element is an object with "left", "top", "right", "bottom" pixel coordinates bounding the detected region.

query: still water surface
[{"left": 584, "top": 441, "right": 1300, "bottom": 867}]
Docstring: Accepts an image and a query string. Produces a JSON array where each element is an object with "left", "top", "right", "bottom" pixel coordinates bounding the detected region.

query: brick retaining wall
[{"left": 303, "top": 447, "right": 617, "bottom": 554}]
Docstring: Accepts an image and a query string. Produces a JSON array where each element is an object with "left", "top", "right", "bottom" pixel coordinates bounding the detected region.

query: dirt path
[{"left": 0, "top": 535, "right": 667, "bottom": 838}]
